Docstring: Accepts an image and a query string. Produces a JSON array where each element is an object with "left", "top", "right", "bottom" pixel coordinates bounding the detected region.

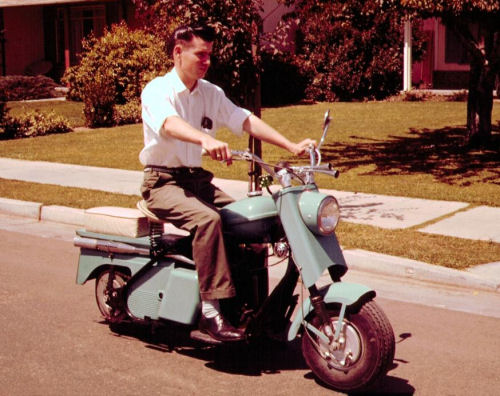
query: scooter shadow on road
[
  {"left": 104, "top": 319, "right": 309, "bottom": 375},
  {"left": 102, "top": 321, "right": 416, "bottom": 395}
]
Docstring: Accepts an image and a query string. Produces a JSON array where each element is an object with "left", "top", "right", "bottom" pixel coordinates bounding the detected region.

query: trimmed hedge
[
  {"left": 1, "top": 111, "right": 72, "bottom": 139},
  {"left": 0, "top": 75, "right": 64, "bottom": 101}
]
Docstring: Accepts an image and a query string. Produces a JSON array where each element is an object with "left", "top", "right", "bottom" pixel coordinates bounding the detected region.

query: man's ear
[{"left": 173, "top": 44, "right": 182, "bottom": 59}]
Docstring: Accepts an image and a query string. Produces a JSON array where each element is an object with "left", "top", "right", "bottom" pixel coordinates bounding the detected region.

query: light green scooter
[{"left": 74, "top": 111, "right": 395, "bottom": 392}]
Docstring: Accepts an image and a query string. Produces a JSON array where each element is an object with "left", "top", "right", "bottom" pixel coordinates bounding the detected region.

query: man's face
[{"left": 175, "top": 36, "right": 213, "bottom": 88}]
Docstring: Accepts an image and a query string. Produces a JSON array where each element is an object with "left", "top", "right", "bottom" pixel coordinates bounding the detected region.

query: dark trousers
[{"left": 141, "top": 168, "right": 235, "bottom": 300}]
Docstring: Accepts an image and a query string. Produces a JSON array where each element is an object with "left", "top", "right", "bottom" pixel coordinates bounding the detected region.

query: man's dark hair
[{"left": 167, "top": 25, "right": 216, "bottom": 57}]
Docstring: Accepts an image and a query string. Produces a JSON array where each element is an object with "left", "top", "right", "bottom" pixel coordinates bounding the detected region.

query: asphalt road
[{"left": 1, "top": 218, "right": 499, "bottom": 395}]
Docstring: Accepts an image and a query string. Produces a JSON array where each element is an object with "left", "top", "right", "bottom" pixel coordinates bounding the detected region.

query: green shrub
[
  {"left": 0, "top": 102, "right": 7, "bottom": 125},
  {"left": 288, "top": 1, "right": 426, "bottom": 101},
  {"left": 62, "top": 23, "right": 170, "bottom": 104},
  {"left": 82, "top": 71, "right": 116, "bottom": 128},
  {"left": 0, "top": 75, "right": 64, "bottom": 101},
  {"left": 1, "top": 110, "right": 72, "bottom": 139},
  {"left": 114, "top": 99, "right": 141, "bottom": 125},
  {"left": 446, "top": 90, "right": 468, "bottom": 102},
  {"left": 401, "top": 91, "right": 434, "bottom": 102}
]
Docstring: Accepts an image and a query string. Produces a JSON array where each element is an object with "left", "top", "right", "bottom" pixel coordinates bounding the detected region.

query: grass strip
[
  {"left": 0, "top": 179, "right": 139, "bottom": 209},
  {"left": 0, "top": 178, "right": 497, "bottom": 269},
  {"left": 337, "top": 222, "right": 499, "bottom": 270}
]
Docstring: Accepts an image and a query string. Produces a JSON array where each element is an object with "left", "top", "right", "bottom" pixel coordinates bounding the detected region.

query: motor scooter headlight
[{"left": 298, "top": 193, "right": 340, "bottom": 236}]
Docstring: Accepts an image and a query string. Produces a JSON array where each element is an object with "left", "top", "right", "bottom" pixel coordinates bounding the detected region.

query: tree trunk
[
  {"left": 466, "top": 59, "right": 494, "bottom": 148},
  {"left": 443, "top": 17, "right": 498, "bottom": 149}
]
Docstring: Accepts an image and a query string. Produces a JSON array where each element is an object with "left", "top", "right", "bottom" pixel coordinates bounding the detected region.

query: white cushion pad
[{"left": 84, "top": 207, "right": 149, "bottom": 238}]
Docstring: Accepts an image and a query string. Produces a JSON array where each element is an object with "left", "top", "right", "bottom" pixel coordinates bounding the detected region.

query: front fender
[{"left": 287, "top": 282, "right": 375, "bottom": 341}]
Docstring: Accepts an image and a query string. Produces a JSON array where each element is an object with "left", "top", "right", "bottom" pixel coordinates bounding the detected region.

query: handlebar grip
[{"left": 328, "top": 163, "right": 340, "bottom": 178}]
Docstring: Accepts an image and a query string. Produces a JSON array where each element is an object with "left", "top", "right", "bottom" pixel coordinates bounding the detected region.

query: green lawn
[
  {"left": 0, "top": 99, "right": 499, "bottom": 269},
  {"left": 2, "top": 100, "right": 499, "bottom": 205}
]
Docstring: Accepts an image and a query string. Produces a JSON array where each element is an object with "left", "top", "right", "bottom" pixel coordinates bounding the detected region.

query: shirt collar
[
  {"left": 170, "top": 68, "right": 189, "bottom": 94},
  {"left": 170, "top": 68, "right": 201, "bottom": 95}
]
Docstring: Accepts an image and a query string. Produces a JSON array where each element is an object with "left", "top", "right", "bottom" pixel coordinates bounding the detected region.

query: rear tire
[
  {"left": 95, "top": 269, "right": 129, "bottom": 323},
  {"left": 302, "top": 300, "right": 395, "bottom": 392}
]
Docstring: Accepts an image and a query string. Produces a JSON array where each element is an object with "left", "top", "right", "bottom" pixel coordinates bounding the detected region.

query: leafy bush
[
  {"left": 1, "top": 111, "right": 71, "bottom": 139},
  {"left": 81, "top": 71, "right": 116, "bottom": 128},
  {"left": 0, "top": 102, "right": 7, "bottom": 125},
  {"left": 62, "top": 23, "right": 170, "bottom": 104},
  {"left": 114, "top": 99, "right": 141, "bottom": 125},
  {"left": 446, "top": 90, "right": 468, "bottom": 102},
  {"left": 134, "top": 0, "right": 262, "bottom": 108},
  {"left": 394, "top": 89, "right": 468, "bottom": 102},
  {"left": 287, "top": 0, "right": 426, "bottom": 101},
  {"left": 400, "top": 90, "right": 434, "bottom": 102},
  {"left": 0, "top": 75, "right": 64, "bottom": 101}
]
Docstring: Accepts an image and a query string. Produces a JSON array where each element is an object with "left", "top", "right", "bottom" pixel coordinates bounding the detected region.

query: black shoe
[{"left": 199, "top": 313, "right": 245, "bottom": 342}]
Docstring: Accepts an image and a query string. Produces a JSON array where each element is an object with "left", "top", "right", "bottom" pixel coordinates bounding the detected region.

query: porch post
[
  {"left": 0, "top": 9, "right": 5, "bottom": 76},
  {"left": 403, "top": 19, "right": 412, "bottom": 91},
  {"left": 63, "top": 7, "right": 70, "bottom": 70}
]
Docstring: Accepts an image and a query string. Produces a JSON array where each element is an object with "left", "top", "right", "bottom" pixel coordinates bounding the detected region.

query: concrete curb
[
  {"left": 40, "top": 205, "right": 85, "bottom": 226},
  {"left": 0, "top": 196, "right": 498, "bottom": 294},
  {"left": 344, "top": 249, "right": 500, "bottom": 293},
  {"left": 0, "top": 197, "right": 86, "bottom": 226},
  {"left": 0, "top": 197, "right": 42, "bottom": 219}
]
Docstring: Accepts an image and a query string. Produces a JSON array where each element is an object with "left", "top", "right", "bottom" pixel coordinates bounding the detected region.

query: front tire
[{"left": 302, "top": 300, "right": 395, "bottom": 392}]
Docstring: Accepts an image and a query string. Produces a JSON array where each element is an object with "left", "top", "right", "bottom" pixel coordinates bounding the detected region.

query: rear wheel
[
  {"left": 95, "top": 269, "right": 129, "bottom": 323},
  {"left": 301, "top": 300, "right": 395, "bottom": 392}
]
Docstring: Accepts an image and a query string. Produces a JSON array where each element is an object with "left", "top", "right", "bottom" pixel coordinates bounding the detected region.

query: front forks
[
  {"left": 308, "top": 285, "right": 347, "bottom": 344},
  {"left": 306, "top": 284, "right": 352, "bottom": 370}
]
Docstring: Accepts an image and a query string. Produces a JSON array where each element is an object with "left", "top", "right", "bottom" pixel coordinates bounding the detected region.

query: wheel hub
[{"left": 318, "top": 320, "right": 361, "bottom": 370}]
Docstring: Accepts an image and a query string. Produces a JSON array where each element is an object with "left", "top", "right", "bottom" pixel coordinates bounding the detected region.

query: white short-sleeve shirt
[{"left": 139, "top": 68, "right": 251, "bottom": 167}]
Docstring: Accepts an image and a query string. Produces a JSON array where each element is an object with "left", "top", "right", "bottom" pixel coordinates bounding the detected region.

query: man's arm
[
  {"left": 162, "top": 116, "right": 231, "bottom": 161},
  {"left": 243, "top": 114, "right": 315, "bottom": 156}
]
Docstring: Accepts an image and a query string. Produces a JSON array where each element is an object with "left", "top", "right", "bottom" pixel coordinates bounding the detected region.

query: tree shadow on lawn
[{"left": 320, "top": 123, "right": 499, "bottom": 186}]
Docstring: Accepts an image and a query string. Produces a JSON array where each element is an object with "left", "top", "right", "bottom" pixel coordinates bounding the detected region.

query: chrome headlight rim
[
  {"left": 298, "top": 192, "right": 340, "bottom": 236},
  {"left": 317, "top": 195, "right": 340, "bottom": 235}
]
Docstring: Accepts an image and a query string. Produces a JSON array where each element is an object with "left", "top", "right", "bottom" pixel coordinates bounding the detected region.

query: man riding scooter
[{"left": 139, "top": 24, "right": 315, "bottom": 342}]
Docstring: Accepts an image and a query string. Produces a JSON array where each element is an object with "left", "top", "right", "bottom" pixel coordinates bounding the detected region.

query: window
[
  {"left": 444, "top": 23, "right": 480, "bottom": 65},
  {"left": 69, "top": 5, "right": 105, "bottom": 64}
]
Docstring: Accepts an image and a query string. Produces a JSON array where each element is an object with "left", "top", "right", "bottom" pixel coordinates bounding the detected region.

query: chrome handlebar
[
  {"left": 207, "top": 109, "right": 338, "bottom": 185},
  {"left": 231, "top": 149, "right": 340, "bottom": 183}
]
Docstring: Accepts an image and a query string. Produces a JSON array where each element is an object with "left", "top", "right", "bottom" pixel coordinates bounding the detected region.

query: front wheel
[{"left": 302, "top": 300, "right": 395, "bottom": 392}]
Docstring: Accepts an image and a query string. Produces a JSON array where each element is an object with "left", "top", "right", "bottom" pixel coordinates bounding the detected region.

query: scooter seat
[{"left": 137, "top": 200, "right": 166, "bottom": 223}]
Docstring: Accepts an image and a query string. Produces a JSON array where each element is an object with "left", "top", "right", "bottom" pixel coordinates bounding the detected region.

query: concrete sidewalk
[{"left": 0, "top": 157, "right": 498, "bottom": 292}]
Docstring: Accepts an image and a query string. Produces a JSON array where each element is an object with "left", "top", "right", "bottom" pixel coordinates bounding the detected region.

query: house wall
[
  {"left": 261, "top": 0, "right": 292, "bottom": 33},
  {"left": 413, "top": 18, "right": 470, "bottom": 89},
  {"left": 433, "top": 19, "right": 470, "bottom": 89},
  {"left": 3, "top": 6, "right": 45, "bottom": 75},
  {"left": 434, "top": 20, "right": 469, "bottom": 72}
]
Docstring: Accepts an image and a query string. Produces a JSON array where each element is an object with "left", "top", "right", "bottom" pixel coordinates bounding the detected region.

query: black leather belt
[{"left": 144, "top": 165, "right": 203, "bottom": 175}]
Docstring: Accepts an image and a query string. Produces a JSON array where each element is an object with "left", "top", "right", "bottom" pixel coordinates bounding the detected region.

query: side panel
[
  {"left": 160, "top": 267, "right": 200, "bottom": 325},
  {"left": 126, "top": 262, "right": 200, "bottom": 325},
  {"left": 287, "top": 282, "right": 376, "bottom": 341}
]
